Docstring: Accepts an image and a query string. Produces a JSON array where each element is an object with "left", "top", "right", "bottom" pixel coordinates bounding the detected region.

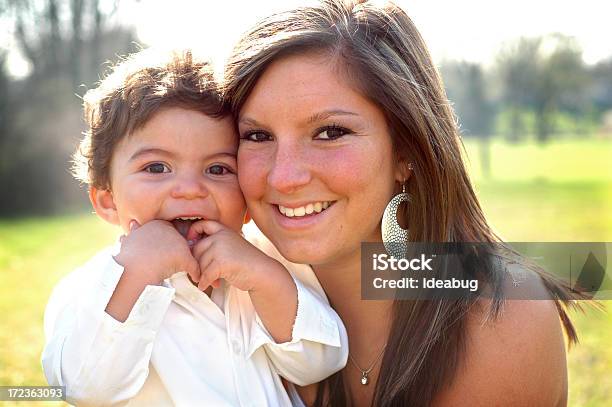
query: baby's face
[{"left": 105, "top": 107, "right": 246, "bottom": 237}]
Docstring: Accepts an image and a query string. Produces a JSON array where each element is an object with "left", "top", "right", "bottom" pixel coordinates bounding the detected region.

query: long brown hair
[{"left": 224, "top": 1, "right": 579, "bottom": 405}]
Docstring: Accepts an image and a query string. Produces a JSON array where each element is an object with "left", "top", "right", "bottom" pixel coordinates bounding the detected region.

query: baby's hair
[{"left": 72, "top": 49, "right": 228, "bottom": 190}]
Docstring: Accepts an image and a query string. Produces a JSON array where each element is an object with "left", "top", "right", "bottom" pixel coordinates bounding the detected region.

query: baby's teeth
[
  {"left": 279, "top": 206, "right": 286, "bottom": 215},
  {"left": 294, "top": 207, "right": 306, "bottom": 216},
  {"left": 314, "top": 202, "right": 323, "bottom": 213},
  {"left": 322, "top": 202, "right": 329, "bottom": 209},
  {"left": 305, "top": 203, "right": 314, "bottom": 214},
  {"left": 285, "top": 208, "right": 295, "bottom": 217}
]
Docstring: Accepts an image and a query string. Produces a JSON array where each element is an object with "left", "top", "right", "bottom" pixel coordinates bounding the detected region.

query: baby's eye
[
  {"left": 315, "top": 125, "right": 351, "bottom": 140},
  {"left": 144, "top": 163, "right": 170, "bottom": 173},
  {"left": 241, "top": 131, "right": 272, "bottom": 142},
  {"left": 207, "top": 164, "right": 232, "bottom": 175}
]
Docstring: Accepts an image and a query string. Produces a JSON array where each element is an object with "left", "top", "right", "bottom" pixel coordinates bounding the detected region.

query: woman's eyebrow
[
  {"left": 239, "top": 110, "right": 359, "bottom": 128},
  {"left": 238, "top": 116, "right": 263, "bottom": 127},
  {"left": 305, "top": 109, "right": 358, "bottom": 124}
]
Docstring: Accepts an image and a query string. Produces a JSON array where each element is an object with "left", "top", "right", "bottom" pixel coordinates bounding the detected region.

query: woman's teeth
[{"left": 278, "top": 202, "right": 332, "bottom": 217}]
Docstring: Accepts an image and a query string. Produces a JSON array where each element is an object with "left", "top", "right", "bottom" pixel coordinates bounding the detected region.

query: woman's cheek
[
  {"left": 238, "top": 149, "right": 270, "bottom": 200},
  {"left": 311, "top": 146, "right": 378, "bottom": 190}
]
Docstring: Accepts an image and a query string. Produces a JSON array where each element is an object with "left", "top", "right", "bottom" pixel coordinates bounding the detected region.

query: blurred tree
[
  {"left": 442, "top": 61, "right": 494, "bottom": 137},
  {"left": 0, "top": 52, "right": 12, "bottom": 174},
  {"left": 589, "top": 57, "right": 612, "bottom": 113},
  {"left": 0, "top": 0, "right": 137, "bottom": 216},
  {"left": 496, "top": 35, "right": 589, "bottom": 143},
  {"left": 5, "top": 0, "right": 123, "bottom": 86},
  {"left": 441, "top": 61, "right": 494, "bottom": 177},
  {"left": 534, "top": 34, "right": 587, "bottom": 141},
  {"left": 495, "top": 37, "right": 541, "bottom": 142}
]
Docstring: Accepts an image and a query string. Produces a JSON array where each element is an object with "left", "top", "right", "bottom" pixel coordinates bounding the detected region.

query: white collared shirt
[{"left": 42, "top": 229, "right": 347, "bottom": 407}]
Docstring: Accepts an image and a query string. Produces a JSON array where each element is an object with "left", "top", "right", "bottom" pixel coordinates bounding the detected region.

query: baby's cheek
[
  {"left": 219, "top": 184, "right": 248, "bottom": 232},
  {"left": 118, "top": 184, "right": 162, "bottom": 223}
]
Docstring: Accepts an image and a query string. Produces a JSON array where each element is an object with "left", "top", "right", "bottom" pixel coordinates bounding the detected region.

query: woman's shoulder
[{"left": 433, "top": 295, "right": 568, "bottom": 406}]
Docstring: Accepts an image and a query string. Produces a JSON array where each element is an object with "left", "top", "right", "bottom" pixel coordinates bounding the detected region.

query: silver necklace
[{"left": 348, "top": 344, "right": 387, "bottom": 385}]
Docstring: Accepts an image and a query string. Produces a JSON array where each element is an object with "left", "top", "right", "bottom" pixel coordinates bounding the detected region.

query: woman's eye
[
  {"left": 242, "top": 131, "right": 272, "bottom": 142},
  {"left": 315, "top": 126, "right": 351, "bottom": 140},
  {"left": 144, "top": 163, "right": 170, "bottom": 173},
  {"left": 207, "top": 164, "right": 232, "bottom": 175}
]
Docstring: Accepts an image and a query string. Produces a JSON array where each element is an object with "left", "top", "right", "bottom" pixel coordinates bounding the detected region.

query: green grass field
[{"left": 0, "top": 137, "right": 610, "bottom": 406}]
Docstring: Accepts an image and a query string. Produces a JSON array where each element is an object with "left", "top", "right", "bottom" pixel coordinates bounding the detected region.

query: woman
[{"left": 225, "top": 1, "right": 578, "bottom": 405}]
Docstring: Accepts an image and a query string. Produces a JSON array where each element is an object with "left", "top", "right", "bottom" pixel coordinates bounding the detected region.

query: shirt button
[{"left": 231, "top": 339, "right": 242, "bottom": 355}]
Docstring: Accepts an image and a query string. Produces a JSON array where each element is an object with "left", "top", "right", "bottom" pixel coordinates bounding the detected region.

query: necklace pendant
[{"left": 361, "top": 372, "right": 369, "bottom": 385}]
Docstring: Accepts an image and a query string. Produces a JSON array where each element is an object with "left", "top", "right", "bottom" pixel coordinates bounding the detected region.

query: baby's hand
[
  {"left": 114, "top": 220, "right": 200, "bottom": 283},
  {"left": 189, "top": 220, "right": 285, "bottom": 292}
]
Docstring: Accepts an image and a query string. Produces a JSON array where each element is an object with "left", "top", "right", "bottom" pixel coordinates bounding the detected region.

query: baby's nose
[{"left": 170, "top": 174, "right": 209, "bottom": 200}]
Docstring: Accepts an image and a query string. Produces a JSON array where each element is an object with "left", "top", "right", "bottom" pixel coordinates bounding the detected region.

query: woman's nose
[
  {"left": 267, "top": 142, "right": 312, "bottom": 194},
  {"left": 170, "top": 172, "right": 209, "bottom": 200}
]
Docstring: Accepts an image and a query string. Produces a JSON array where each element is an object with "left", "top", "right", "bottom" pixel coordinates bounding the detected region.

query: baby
[{"left": 42, "top": 49, "right": 347, "bottom": 406}]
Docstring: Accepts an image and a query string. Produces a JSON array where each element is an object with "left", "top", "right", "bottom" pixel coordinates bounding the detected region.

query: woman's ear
[
  {"left": 89, "top": 187, "right": 120, "bottom": 226},
  {"left": 395, "top": 158, "right": 413, "bottom": 183},
  {"left": 243, "top": 210, "right": 252, "bottom": 225}
]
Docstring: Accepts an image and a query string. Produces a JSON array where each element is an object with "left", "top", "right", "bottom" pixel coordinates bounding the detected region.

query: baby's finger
[
  {"left": 198, "top": 261, "right": 220, "bottom": 292},
  {"left": 192, "top": 236, "right": 215, "bottom": 260},
  {"left": 129, "top": 219, "right": 141, "bottom": 233},
  {"left": 187, "top": 220, "right": 226, "bottom": 241},
  {"left": 184, "top": 256, "right": 201, "bottom": 283}
]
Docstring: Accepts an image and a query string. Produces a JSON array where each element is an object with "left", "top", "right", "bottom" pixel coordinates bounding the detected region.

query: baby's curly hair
[{"left": 72, "top": 49, "right": 228, "bottom": 190}]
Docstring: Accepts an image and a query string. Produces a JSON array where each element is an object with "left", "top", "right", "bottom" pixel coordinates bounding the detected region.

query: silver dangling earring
[{"left": 381, "top": 180, "right": 410, "bottom": 259}]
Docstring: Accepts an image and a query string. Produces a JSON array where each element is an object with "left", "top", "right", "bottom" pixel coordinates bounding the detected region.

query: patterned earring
[{"left": 381, "top": 181, "right": 410, "bottom": 258}]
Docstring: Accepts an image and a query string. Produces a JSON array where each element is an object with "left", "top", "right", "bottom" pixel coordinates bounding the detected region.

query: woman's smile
[{"left": 270, "top": 200, "right": 337, "bottom": 230}]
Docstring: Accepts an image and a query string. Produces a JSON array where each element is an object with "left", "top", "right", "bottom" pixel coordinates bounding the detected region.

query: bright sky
[{"left": 4, "top": 0, "right": 612, "bottom": 77}]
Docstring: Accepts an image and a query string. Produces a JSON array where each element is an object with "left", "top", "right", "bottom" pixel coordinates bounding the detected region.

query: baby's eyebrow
[
  {"left": 128, "top": 149, "right": 236, "bottom": 163},
  {"left": 208, "top": 152, "right": 237, "bottom": 160},
  {"left": 128, "top": 148, "right": 173, "bottom": 162}
]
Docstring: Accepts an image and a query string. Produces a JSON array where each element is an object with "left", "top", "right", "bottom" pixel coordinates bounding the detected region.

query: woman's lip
[
  {"left": 270, "top": 201, "right": 334, "bottom": 230},
  {"left": 273, "top": 200, "right": 333, "bottom": 208}
]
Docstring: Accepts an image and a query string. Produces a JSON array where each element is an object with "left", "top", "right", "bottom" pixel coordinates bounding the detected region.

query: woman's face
[{"left": 237, "top": 52, "right": 404, "bottom": 267}]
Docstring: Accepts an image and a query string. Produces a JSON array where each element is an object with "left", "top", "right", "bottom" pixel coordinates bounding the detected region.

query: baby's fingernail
[{"left": 187, "top": 240, "right": 195, "bottom": 247}]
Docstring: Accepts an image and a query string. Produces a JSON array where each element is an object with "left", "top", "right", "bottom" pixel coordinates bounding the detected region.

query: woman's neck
[{"left": 312, "top": 252, "right": 393, "bottom": 347}]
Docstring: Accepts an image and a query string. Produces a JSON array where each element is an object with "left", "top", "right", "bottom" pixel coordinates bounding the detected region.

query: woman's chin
[{"left": 273, "top": 238, "right": 330, "bottom": 265}]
